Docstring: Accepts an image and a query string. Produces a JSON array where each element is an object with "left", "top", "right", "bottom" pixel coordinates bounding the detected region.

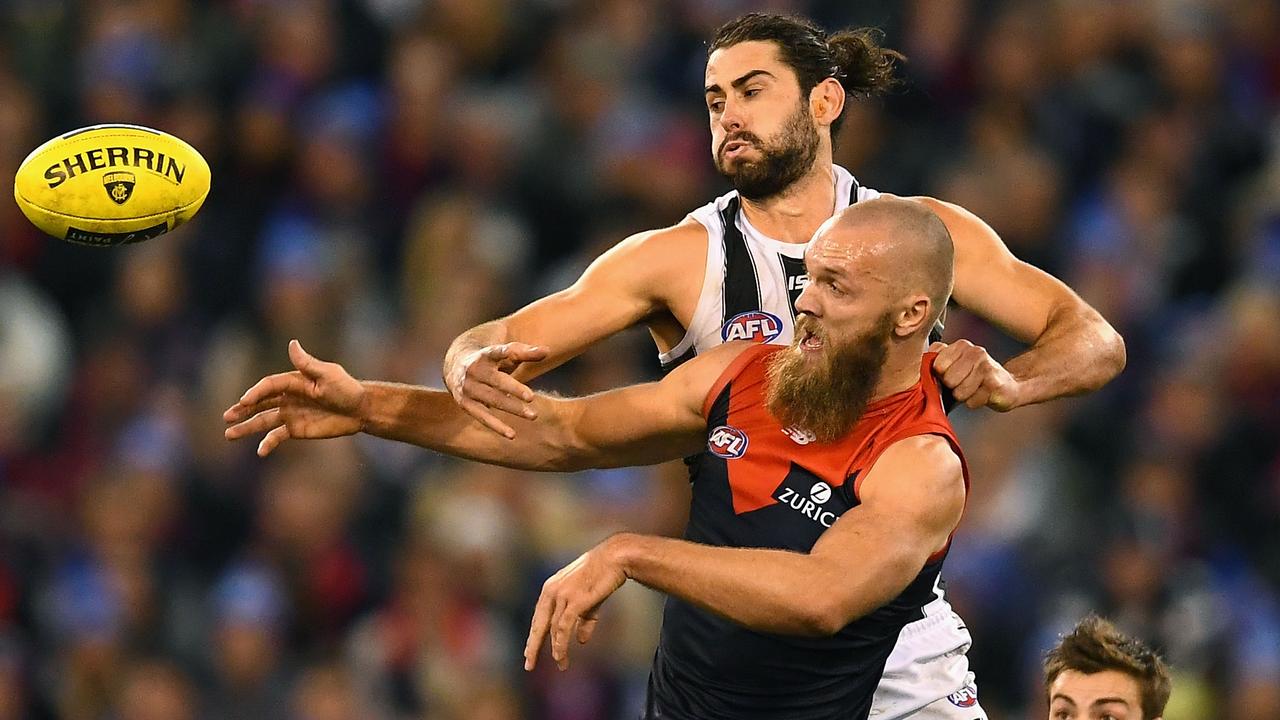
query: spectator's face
[
  {"left": 704, "top": 41, "right": 820, "bottom": 199},
  {"left": 118, "top": 663, "right": 196, "bottom": 720},
  {"left": 291, "top": 666, "right": 358, "bottom": 720},
  {"left": 216, "top": 624, "right": 278, "bottom": 688},
  {"left": 0, "top": 663, "right": 22, "bottom": 720},
  {"left": 1049, "top": 669, "right": 1150, "bottom": 720}
]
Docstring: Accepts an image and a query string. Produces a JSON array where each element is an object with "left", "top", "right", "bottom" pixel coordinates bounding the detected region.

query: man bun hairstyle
[
  {"left": 709, "top": 13, "right": 903, "bottom": 135},
  {"left": 1044, "top": 614, "right": 1172, "bottom": 720}
]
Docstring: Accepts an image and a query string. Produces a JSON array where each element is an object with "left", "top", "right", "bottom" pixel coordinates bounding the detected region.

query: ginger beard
[
  {"left": 715, "top": 100, "right": 820, "bottom": 200},
  {"left": 765, "top": 312, "right": 893, "bottom": 443}
]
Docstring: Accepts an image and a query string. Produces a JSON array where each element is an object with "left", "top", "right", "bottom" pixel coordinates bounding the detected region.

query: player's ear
[
  {"left": 810, "top": 77, "right": 845, "bottom": 128},
  {"left": 893, "top": 295, "right": 930, "bottom": 338}
]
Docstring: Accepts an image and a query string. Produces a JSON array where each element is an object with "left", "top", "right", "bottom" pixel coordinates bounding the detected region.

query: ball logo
[
  {"left": 103, "top": 172, "right": 135, "bottom": 205},
  {"left": 708, "top": 425, "right": 749, "bottom": 459},
  {"left": 721, "top": 311, "right": 783, "bottom": 343},
  {"left": 809, "top": 481, "right": 832, "bottom": 505},
  {"left": 947, "top": 684, "right": 978, "bottom": 709}
]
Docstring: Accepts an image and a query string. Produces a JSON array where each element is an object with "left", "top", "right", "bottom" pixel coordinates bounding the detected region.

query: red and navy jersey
[{"left": 645, "top": 345, "right": 969, "bottom": 720}]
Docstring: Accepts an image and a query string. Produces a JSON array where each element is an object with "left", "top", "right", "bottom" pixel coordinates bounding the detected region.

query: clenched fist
[{"left": 930, "top": 340, "right": 1021, "bottom": 411}]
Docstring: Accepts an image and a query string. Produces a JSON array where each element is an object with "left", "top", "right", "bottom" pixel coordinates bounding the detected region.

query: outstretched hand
[
  {"left": 930, "top": 340, "right": 1021, "bottom": 411},
  {"left": 444, "top": 342, "right": 550, "bottom": 439},
  {"left": 223, "top": 340, "right": 368, "bottom": 456},
  {"left": 524, "top": 536, "right": 628, "bottom": 672}
]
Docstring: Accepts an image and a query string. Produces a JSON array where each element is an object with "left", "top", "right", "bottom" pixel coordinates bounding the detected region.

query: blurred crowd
[{"left": 1, "top": 0, "right": 1278, "bottom": 718}]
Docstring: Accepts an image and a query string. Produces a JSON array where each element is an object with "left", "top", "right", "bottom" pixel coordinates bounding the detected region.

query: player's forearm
[
  {"left": 443, "top": 319, "right": 510, "bottom": 376},
  {"left": 441, "top": 315, "right": 577, "bottom": 384},
  {"left": 608, "top": 534, "right": 891, "bottom": 637},
  {"left": 1005, "top": 302, "right": 1126, "bottom": 408},
  {"left": 359, "top": 381, "right": 576, "bottom": 470}
]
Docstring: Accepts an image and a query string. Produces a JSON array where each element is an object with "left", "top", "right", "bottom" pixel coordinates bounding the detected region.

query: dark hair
[
  {"left": 1044, "top": 615, "right": 1172, "bottom": 720},
  {"left": 709, "top": 13, "right": 903, "bottom": 136}
]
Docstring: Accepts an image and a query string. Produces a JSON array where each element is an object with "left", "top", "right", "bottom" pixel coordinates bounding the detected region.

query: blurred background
[{"left": 1, "top": 0, "right": 1278, "bottom": 718}]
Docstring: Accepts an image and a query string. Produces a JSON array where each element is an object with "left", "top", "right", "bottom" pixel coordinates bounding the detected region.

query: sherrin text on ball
[{"left": 14, "top": 124, "right": 211, "bottom": 246}]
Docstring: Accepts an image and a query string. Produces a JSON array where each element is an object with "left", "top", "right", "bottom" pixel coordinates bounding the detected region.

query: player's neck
[
  {"left": 738, "top": 160, "right": 836, "bottom": 244},
  {"left": 868, "top": 347, "right": 926, "bottom": 403}
]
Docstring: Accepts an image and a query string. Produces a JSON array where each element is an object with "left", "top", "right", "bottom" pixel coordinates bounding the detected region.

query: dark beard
[
  {"left": 716, "top": 102, "right": 820, "bottom": 201},
  {"left": 764, "top": 314, "right": 892, "bottom": 443}
]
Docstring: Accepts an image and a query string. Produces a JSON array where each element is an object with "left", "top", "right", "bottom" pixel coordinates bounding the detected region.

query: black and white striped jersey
[{"left": 660, "top": 165, "right": 880, "bottom": 371}]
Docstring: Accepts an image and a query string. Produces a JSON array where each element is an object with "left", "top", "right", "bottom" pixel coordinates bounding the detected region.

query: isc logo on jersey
[
  {"left": 708, "top": 426, "right": 749, "bottom": 459},
  {"left": 721, "top": 311, "right": 783, "bottom": 343}
]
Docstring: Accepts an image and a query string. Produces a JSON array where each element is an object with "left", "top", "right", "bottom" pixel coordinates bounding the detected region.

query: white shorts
[{"left": 868, "top": 597, "right": 988, "bottom": 720}]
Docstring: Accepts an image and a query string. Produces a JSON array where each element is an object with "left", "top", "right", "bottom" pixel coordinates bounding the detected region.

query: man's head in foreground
[
  {"left": 766, "top": 197, "right": 953, "bottom": 441},
  {"left": 1045, "top": 615, "right": 1171, "bottom": 720}
]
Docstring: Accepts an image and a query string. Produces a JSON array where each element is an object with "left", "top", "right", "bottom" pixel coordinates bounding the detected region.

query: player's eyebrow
[
  {"left": 1049, "top": 694, "right": 1077, "bottom": 706},
  {"left": 704, "top": 69, "right": 776, "bottom": 95},
  {"left": 1092, "top": 697, "right": 1130, "bottom": 708}
]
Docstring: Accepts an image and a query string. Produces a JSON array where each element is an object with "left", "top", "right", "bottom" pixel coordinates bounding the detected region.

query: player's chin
[{"left": 717, "top": 153, "right": 756, "bottom": 174}]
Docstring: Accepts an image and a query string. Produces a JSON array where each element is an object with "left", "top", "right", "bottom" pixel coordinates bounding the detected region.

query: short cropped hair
[{"left": 1044, "top": 615, "right": 1172, "bottom": 719}]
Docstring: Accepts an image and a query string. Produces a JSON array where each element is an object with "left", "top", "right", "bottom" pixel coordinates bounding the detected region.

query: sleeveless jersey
[
  {"left": 660, "top": 165, "right": 880, "bottom": 370},
  {"left": 645, "top": 346, "right": 969, "bottom": 720}
]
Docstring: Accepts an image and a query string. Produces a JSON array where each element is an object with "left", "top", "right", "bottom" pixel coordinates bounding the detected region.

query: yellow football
[{"left": 13, "top": 124, "right": 211, "bottom": 246}]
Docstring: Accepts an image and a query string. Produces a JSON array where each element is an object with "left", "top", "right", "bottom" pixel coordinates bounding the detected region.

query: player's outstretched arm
[
  {"left": 226, "top": 339, "right": 735, "bottom": 471},
  {"left": 222, "top": 340, "right": 368, "bottom": 455},
  {"left": 443, "top": 221, "right": 706, "bottom": 438},
  {"left": 523, "top": 435, "right": 966, "bottom": 670},
  {"left": 911, "top": 196, "right": 1126, "bottom": 411}
]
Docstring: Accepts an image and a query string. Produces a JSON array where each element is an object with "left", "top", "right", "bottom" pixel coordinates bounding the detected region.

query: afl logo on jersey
[
  {"left": 947, "top": 684, "right": 978, "bottom": 709},
  {"left": 721, "top": 311, "right": 783, "bottom": 343},
  {"left": 708, "top": 425, "right": 749, "bottom": 459}
]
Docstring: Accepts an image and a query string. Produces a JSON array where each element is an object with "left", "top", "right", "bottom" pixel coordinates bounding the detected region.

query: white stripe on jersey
[{"left": 659, "top": 165, "right": 881, "bottom": 367}]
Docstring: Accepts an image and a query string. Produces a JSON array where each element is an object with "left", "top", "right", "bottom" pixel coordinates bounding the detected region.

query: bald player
[{"left": 226, "top": 197, "right": 985, "bottom": 719}]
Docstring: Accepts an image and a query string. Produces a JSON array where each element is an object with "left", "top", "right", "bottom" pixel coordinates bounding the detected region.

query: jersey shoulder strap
[{"left": 717, "top": 195, "right": 761, "bottom": 325}]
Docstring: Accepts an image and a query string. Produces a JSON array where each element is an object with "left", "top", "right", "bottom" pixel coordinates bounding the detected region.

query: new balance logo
[{"left": 781, "top": 426, "right": 816, "bottom": 445}]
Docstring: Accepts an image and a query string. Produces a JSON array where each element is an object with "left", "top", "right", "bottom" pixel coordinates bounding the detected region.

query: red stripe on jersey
[
  {"left": 707, "top": 349, "right": 968, "bottom": 521},
  {"left": 702, "top": 343, "right": 775, "bottom": 420}
]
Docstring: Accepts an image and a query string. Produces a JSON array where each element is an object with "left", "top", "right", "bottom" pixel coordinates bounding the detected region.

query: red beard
[{"left": 764, "top": 313, "right": 892, "bottom": 443}]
